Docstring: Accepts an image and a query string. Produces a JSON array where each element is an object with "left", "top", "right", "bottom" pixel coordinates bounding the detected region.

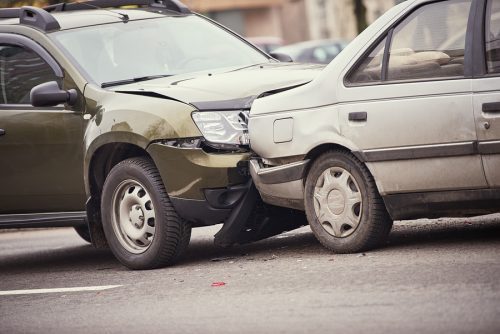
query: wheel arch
[
  {"left": 305, "top": 143, "right": 353, "bottom": 162},
  {"left": 303, "top": 143, "right": 382, "bottom": 196},
  {"left": 304, "top": 143, "right": 354, "bottom": 180},
  {"left": 85, "top": 139, "right": 153, "bottom": 248}
]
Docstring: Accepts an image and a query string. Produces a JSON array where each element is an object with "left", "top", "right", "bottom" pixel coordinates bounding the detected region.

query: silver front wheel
[
  {"left": 111, "top": 180, "right": 156, "bottom": 254},
  {"left": 101, "top": 158, "right": 191, "bottom": 270},
  {"left": 305, "top": 150, "right": 393, "bottom": 253},
  {"left": 313, "top": 167, "right": 362, "bottom": 238}
]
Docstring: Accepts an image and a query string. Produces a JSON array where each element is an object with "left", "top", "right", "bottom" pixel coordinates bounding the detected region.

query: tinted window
[
  {"left": 486, "top": 0, "right": 500, "bottom": 74},
  {"left": 388, "top": 0, "right": 471, "bottom": 81},
  {"left": 0, "top": 44, "right": 56, "bottom": 105}
]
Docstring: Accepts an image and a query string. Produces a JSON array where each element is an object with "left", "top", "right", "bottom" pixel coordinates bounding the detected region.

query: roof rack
[
  {"left": 45, "top": 0, "right": 191, "bottom": 14},
  {"left": 0, "top": 7, "right": 61, "bottom": 32},
  {"left": 0, "top": 0, "right": 191, "bottom": 32},
  {"left": 0, "top": 8, "right": 21, "bottom": 19}
]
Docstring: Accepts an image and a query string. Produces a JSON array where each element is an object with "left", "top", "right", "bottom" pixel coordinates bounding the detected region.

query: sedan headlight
[{"left": 192, "top": 110, "right": 250, "bottom": 148}]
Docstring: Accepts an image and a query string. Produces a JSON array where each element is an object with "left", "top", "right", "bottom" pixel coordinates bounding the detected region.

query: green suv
[{"left": 0, "top": 0, "right": 321, "bottom": 269}]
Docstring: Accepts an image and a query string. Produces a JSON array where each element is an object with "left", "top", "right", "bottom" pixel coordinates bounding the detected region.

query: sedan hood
[{"left": 111, "top": 62, "right": 324, "bottom": 110}]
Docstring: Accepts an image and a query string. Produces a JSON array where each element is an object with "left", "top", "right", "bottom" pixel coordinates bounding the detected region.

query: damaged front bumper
[
  {"left": 147, "top": 142, "right": 251, "bottom": 226},
  {"left": 147, "top": 143, "right": 306, "bottom": 246},
  {"left": 249, "top": 158, "right": 309, "bottom": 211}
]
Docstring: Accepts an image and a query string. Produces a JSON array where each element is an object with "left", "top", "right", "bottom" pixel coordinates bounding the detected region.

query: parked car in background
[
  {"left": 0, "top": 0, "right": 322, "bottom": 270},
  {"left": 273, "top": 39, "right": 349, "bottom": 64},
  {"left": 247, "top": 36, "right": 283, "bottom": 54},
  {"left": 249, "top": 0, "right": 500, "bottom": 254}
]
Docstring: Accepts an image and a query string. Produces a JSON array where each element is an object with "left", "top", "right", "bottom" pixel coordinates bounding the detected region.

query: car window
[
  {"left": 0, "top": 44, "right": 57, "bottom": 105},
  {"left": 312, "top": 44, "right": 341, "bottom": 64},
  {"left": 348, "top": 0, "right": 471, "bottom": 85},
  {"left": 52, "top": 16, "right": 269, "bottom": 86},
  {"left": 387, "top": 0, "right": 471, "bottom": 81},
  {"left": 348, "top": 36, "right": 386, "bottom": 84},
  {"left": 486, "top": 0, "right": 500, "bottom": 74}
]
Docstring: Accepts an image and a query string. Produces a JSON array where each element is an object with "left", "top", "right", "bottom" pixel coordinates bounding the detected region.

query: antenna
[{"left": 72, "top": 1, "right": 129, "bottom": 22}]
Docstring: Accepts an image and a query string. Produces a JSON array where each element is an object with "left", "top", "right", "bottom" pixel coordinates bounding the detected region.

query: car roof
[{"left": 0, "top": 8, "right": 189, "bottom": 31}]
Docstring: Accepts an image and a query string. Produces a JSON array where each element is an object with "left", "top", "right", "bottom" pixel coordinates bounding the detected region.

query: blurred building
[
  {"left": 2, "top": 0, "right": 403, "bottom": 44},
  {"left": 184, "top": 0, "right": 308, "bottom": 44},
  {"left": 306, "top": 0, "right": 400, "bottom": 41},
  {"left": 185, "top": 0, "right": 403, "bottom": 44}
]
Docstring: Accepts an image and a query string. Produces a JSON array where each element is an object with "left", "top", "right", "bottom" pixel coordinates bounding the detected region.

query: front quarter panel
[
  {"left": 249, "top": 104, "right": 358, "bottom": 160},
  {"left": 83, "top": 85, "right": 202, "bottom": 190},
  {"left": 84, "top": 84, "right": 200, "bottom": 144}
]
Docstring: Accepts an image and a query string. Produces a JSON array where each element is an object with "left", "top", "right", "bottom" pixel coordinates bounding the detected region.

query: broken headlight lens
[{"left": 192, "top": 110, "right": 249, "bottom": 148}]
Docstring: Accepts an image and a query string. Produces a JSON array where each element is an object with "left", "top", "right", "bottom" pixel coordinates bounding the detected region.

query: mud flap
[
  {"left": 85, "top": 195, "right": 108, "bottom": 248},
  {"left": 214, "top": 180, "right": 307, "bottom": 247}
]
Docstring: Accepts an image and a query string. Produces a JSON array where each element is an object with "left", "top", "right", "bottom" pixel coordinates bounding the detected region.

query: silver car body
[{"left": 249, "top": 0, "right": 500, "bottom": 219}]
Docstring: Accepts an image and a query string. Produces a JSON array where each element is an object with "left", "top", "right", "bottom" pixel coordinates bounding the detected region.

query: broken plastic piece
[{"left": 211, "top": 282, "right": 226, "bottom": 287}]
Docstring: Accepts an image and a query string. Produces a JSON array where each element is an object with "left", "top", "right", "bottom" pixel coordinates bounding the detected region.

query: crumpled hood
[{"left": 111, "top": 62, "right": 324, "bottom": 110}]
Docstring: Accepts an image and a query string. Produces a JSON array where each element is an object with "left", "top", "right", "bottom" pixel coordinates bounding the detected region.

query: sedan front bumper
[{"left": 249, "top": 159, "right": 309, "bottom": 211}]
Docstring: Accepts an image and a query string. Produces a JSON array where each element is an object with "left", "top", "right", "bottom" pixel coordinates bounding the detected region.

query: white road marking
[{"left": 0, "top": 285, "right": 122, "bottom": 296}]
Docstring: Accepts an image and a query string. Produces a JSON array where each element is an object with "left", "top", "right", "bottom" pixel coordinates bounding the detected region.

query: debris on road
[{"left": 211, "top": 282, "right": 226, "bottom": 287}]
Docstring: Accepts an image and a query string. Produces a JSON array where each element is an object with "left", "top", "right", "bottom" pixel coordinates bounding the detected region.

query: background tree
[{"left": 353, "top": 0, "right": 368, "bottom": 34}]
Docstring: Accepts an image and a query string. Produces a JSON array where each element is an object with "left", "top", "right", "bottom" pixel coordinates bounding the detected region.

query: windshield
[{"left": 51, "top": 15, "right": 270, "bottom": 86}]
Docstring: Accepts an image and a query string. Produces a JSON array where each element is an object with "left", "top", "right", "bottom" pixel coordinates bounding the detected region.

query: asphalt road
[{"left": 1, "top": 215, "right": 499, "bottom": 334}]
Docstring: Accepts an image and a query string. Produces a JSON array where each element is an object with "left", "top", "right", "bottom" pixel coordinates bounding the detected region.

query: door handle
[
  {"left": 482, "top": 102, "right": 500, "bottom": 113},
  {"left": 349, "top": 112, "right": 367, "bottom": 122},
  {"left": 0, "top": 129, "right": 5, "bottom": 136}
]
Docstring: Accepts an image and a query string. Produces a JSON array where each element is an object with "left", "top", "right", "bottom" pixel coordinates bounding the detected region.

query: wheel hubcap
[
  {"left": 130, "top": 205, "right": 145, "bottom": 229},
  {"left": 313, "top": 167, "right": 362, "bottom": 238},
  {"left": 327, "top": 189, "right": 345, "bottom": 215},
  {"left": 111, "top": 180, "right": 156, "bottom": 254}
]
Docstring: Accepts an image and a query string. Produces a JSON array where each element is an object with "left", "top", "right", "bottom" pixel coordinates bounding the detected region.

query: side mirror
[
  {"left": 30, "top": 81, "right": 77, "bottom": 107},
  {"left": 270, "top": 52, "right": 293, "bottom": 63}
]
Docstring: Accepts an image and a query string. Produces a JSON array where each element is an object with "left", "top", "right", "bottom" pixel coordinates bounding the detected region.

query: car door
[
  {"left": 338, "top": 0, "right": 488, "bottom": 196},
  {"left": 473, "top": 0, "right": 500, "bottom": 187},
  {"left": 0, "top": 34, "right": 85, "bottom": 213}
]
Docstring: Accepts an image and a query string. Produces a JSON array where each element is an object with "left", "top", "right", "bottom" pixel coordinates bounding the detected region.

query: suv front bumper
[
  {"left": 147, "top": 143, "right": 251, "bottom": 226},
  {"left": 147, "top": 144, "right": 308, "bottom": 246}
]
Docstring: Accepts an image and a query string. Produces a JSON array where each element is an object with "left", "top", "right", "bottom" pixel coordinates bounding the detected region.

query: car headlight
[{"left": 192, "top": 110, "right": 250, "bottom": 148}]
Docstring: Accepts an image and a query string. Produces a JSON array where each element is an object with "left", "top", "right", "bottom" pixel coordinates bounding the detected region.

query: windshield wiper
[
  {"left": 101, "top": 75, "right": 173, "bottom": 88},
  {"left": 231, "top": 63, "right": 269, "bottom": 72}
]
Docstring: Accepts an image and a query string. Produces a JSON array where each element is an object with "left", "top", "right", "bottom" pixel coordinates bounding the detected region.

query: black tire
[
  {"left": 101, "top": 157, "right": 191, "bottom": 270},
  {"left": 74, "top": 225, "right": 91, "bottom": 243},
  {"left": 304, "top": 150, "right": 392, "bottom": 253}
]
